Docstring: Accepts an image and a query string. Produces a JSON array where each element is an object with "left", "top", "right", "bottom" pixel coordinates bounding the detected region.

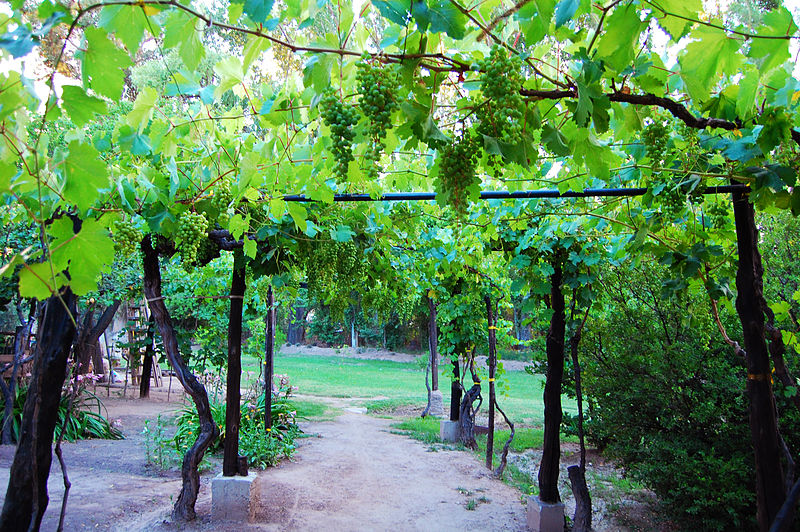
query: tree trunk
[
  {"left": 264, "top": 285, "right": 275, "bottom": 431},
  {"left": 569, "top": 300, "right": 592, "bottom": 531},
  {"left": 75, "top": 301, "right": 120, "bottom": 379},
  {"left": 459, "top": 383, "right": 481, "bottom": 449},
  {"left": 223, "top": 254, "right": 246, "bottom": 477},
  {"left": 568, "top": 465, "right": 592, "bottom": 532},
  {"left": 428, "top": 296, "right": 439, "bottom": 392},
  {"left": 350, "top": 317, "right": 358, "bottom": 349},
  {"left": 1, "top": 315, "right": 35, "bottom": 445},
  {"left": 286, "top": 302, "right": 306, "bottom": 345},
  {"left": 485, "top": 295, "right": 496, "bottom": 470},
  {"left": 539, "top": 256, "right": 566, "bottom": 504},
  {"left": 141, "top": 236, "right": 218, "bottom": 521},
  {"left": 0, "top": 289, "right": 77, "bottom": 531},
  {"left": 732, "top": 189, "right": 786, "bottom": 530},
  {"left": 139, "top": 315, "right": 156, "bottom": 399}
]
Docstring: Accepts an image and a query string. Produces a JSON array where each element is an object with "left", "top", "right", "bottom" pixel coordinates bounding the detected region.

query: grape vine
[
  {"left": 111, "top": 219, "right": 143, "bottom": 256},
  {"left": 211, "top": 178, "right": 233, "bottom": 225},
  {"left": 477, "top": 46, "right": 524, "bottom": 144},
  {"left": 320, "top": 89, "right": 359, "bottom": 182},
  {"left": 177, "top": 211, "right": 209, "bottom": 265},
  {"left": 356, "top": 58, "right": 400, "bottom": 179},
  {"left": 436, "top": 134, "right": 481, "bottom": 216},
  {"left": 304, "top": 239, "right": 365, "bottom": 319}
]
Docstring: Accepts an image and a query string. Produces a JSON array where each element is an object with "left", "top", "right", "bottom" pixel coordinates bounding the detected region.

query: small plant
[
  {"left": 143, "top": 414, "right": 180, "bottom": 470},
  {"left": 465, "top": 499, "right": 477, "bottom": 511}
]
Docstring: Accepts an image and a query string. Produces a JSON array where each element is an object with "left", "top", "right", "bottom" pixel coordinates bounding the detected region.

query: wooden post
[
  {"left": 485, "top": 295, "right": 496, "bottom": 470},
  {"left": 428, "top": 296, "right": 439, "bottom": 392},
  {"left": 538, "top": 255, "right": 566, "bottom": 503},
  {"left": 449, "top": 356, "right": 461, "bottom": 421},
  {"left": 264, "top": 284, "right": 275, "bottom": 431},
  {"left": 223, "top": 253, "right": 246, "bottom": 477},
  {"left": 732, "top": 188, "right": 786, "bottom": 529}
]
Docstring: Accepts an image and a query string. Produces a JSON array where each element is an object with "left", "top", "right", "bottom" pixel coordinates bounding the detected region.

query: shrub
[
  {"left": 576, "top": 263, "right": 756, "bottom": 531},
  {"left": 174, "top": 380, "right": 300, "bottom": 468},
  {"left": 0, "top": 384, "right": 123, "bottom": 443}
]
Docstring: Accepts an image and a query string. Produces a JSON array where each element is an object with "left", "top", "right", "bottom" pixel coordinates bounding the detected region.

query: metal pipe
[{"left": 281, "top": 185, "right": 748, "bottom": 203}]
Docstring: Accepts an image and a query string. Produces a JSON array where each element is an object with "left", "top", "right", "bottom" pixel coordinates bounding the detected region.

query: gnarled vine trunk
[
  {"left": 0, "top": 289, "right": 77, "bottom": 531},
  {"left": 732, "top": 189, "right": 786, "bottom": 530},
  {"left": 538, "top": 256, "right": 565, "bottom": 504},
  {"left": 139, "top": 315, "right": 156, "bottom": 399},
  {"left": 141, "top": 236, "right": 218, "bottom": 521}
]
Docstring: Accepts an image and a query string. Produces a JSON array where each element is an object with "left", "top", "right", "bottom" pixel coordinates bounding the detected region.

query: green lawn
[{"left": 244, "top": 352, "right": 577, "bottom": 427}]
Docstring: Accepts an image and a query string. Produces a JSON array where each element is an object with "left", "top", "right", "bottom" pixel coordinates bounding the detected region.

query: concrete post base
[
  {"left": 527, "top": 496, "right": 564, "bottom": 532},
  {"left": 428, "top": 390, "right": 444, "bottom": 417},
  {"left": 440, "top": 420, "right": 461, "bottom": 442},
  {"left": 211, "top": 472, "right": 259, "bottom": 522}
]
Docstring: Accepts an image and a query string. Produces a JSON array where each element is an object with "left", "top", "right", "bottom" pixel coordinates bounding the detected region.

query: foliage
[
  {"left": 173, "top": 380, "right": 300, "bottom": 468},
  {"left": 577, "top": 262, "right": 754, "bottom": 530},
  {"left": 0, "top": 383, "right": 122, "bottom": 443}
]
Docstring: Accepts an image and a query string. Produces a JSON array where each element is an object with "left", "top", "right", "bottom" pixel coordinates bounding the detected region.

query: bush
[
  {"left": 577, "top": 263, "right": 756, "bottom": 531},
  {"left": 174, "top": 380, "right": 300, "bottom": 468},
  {"left": 0, "top": 383, "right": 122, "bottom": 443}
]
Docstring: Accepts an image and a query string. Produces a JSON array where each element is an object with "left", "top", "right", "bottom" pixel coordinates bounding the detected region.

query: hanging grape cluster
[
  {"left": 111, "top": 219, "right": 143, "bottom": 256},
  {"left": 477, "top": 46, "right": 524, "bottom": 144},
  {"left": 356, "top": 58, "right": 400, "bottom": 179},
  {"left": 643, "top": 121, "right": 685, "bottom": 219},
  {"left": 211, "top": 178, "right": 233, "bottom": 225},
  {"left": 320, "top": 89, "right": 359, "bottom": 182},
  {"left": 177, "top": 211, "right": 208, "bottom": 265},
  {"left": 305, "top": 240, "right": 365, "bottom": 320},
  {"left": 436, "top": 135, "right": 480, "bottom": 216}
]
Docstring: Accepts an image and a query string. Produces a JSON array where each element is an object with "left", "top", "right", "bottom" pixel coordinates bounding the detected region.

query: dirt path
[
  {"left": 140, "top": 401, "right": 527, "bottom": 531},
  {"left": 0, "top": 386, "right": 527, "bottom": 531}
]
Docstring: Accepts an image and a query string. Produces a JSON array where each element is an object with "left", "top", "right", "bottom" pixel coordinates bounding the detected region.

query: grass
[
  {"left": 288, "top": 398, "right": 340, "bottom": 422},
  {"left": 243, "top": 352, "right": 577, "bottom": 426}
]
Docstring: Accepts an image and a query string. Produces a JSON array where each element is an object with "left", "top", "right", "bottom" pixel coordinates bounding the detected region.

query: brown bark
[
  {"left": 264, "top": 285, "right": 275, "bottom": 431},
  {"left": 75, "top": 301, "right": 120, "bottom": 378},
  {"left": 458, "top": 383, "right": 481, "bottom": 449},
  {"left": 538, "top": 255, "right": 565, "bottom": 504},
  {"left": 223, "top": 254, "right": 246, "bottom": 476},
  {"left": 568, "top": 465, "right": 592, "bottom": 532},
  {"left": 0, "top": 289, "right": 77, "bottom": 531},
  {"left": 568, "top": 298, "right": 592, "bottom": 531},
  {"left": 141, "top": 236, "right": 218, "bottom": 521},
  {"left": 732, "top": 189, "right": 785, "bottom": 530}
]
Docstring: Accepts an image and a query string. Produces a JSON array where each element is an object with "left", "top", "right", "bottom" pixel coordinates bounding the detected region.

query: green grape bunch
[
  {"left": 356, "top": 58, "right": 400, "bottom": 179},
  {"left": 642, "top": 121, "right": 669, "bottom": 168},
  {"left": 211, "top": 178, "right": 233, "bottom": 225},
  {"left": 436, "top": 134, "right": 480, "bottom": 216},
  {"left": 320, "top": 89, "right": 359, "bottom": 182},
  {"left": 304, "top": 239, "right": 366, "bottom": 320},
  {"left": 477, "top": 46, "right": 524, "bottom": 144},
  {"left": 177, "top": 211, "right": 209, "bottom": 265},
  {"left": 111, "top": 219, "right": 143, "bottom": 256}
]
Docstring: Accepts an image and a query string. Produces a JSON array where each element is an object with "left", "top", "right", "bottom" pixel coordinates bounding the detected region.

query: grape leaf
[
  {"left": 126, "top": 87, "right": 158, "bottom": 133},
  {"left": 679, "top": 25, "right": 742, "bottom": 103},
  {"left": 60, "top": 85, "right": 107, "bottom": 127},
  {"left": 61, "top": 141, "right": 110, "bottom": 212},
  {"left": 81, "top": 27, "right": 133, "bottom": 99},
  {"left": 99, "top": 5, "right": 147, "bottom": 58},
  {"left": 594, "top": 5, "right": 647, "bottom": 71},
  {"left": 554, "top": 0, "right": 579, "bottom": 28}
]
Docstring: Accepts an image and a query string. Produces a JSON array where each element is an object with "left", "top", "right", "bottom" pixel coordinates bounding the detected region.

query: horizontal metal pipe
[{"left": 281, "top": 184, "right": 749, "bottom": 203}]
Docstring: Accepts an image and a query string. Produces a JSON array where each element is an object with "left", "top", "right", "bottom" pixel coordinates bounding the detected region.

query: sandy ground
[
  {"left": 281, "top": 344, "right": 532, "bottom": 372},
  {"left": 0, "top": 384, "right": 527, "bottom": 531}
]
